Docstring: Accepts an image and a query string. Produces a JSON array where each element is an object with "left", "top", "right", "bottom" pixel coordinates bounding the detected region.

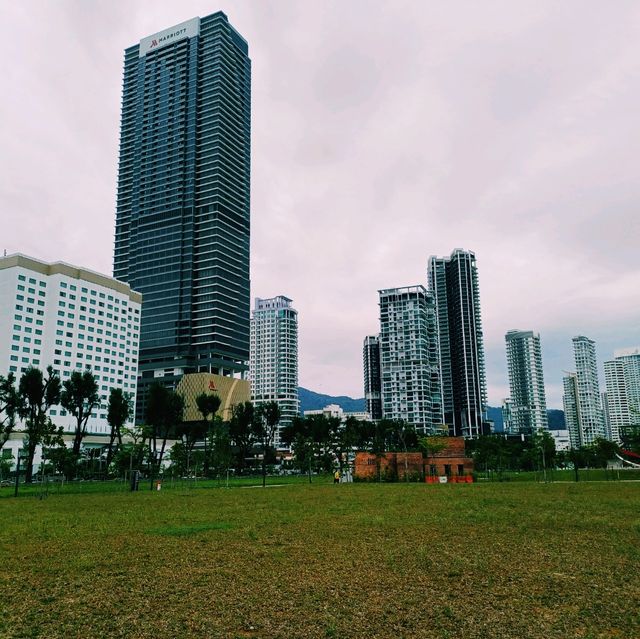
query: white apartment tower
[
  {"left": 505, "top": 330, "right": 548, "bottom": 434},
  {"left": 249, "top": 296, "right": 299, "bottom": 444},
  {"left": 378, "top": 286, "right": 441, "bottom": 434},
  {"left": 0, "top": 254, "right": 142, "bottom": 438},
  {"left": 563, "top": 336, "right": 605, "bottom": 447},
  {"left": 603, "top": 347, "right": 640, "bottom": 444}
]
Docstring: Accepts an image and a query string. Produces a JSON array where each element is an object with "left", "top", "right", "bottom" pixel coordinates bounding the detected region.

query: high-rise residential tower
[
  {"left": 603, "top": 347, "right": 640, "bottom": 444},
  {"left": 428, "top": 249, "right": 487, "bottom": 438},
  {"left": 113, "top": 13, "right": 251, "bottom": 420},
  {"left": 249, "top": 296, "right": 298, "bottom": 446},
  {"left": 378, "top": 286, "right": 441, "bottom": 434},
  {"left": 363, "top": 335, "right": 382, "bottom": 421},
  {"left": 504, "top": 330, "right": 548, "bottom": 434},
  {"left": 562, "top": 373, "right": 581, "bottom": 449},
  {"left": 563, "top": 336, "right": 605, "bottom": 447}
]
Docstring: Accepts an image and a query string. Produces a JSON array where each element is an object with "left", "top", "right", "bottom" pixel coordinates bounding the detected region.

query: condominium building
[
  {"left": 378, "top": 286, "right": 441, "bottom": 434},
  {"left": 563, "top": 336, "right": 605, "bottom": 447},
  {"left": 428, "top": 249, "right": 487, "bottom": 438},
  {"left": 563, "top": 373, "right": 581, "bottom": 449},
  {"left": 501, "top": 398, "right": 515, "bottom": 434},
  {"left": 504, "top": 330, "right": 548, "bottom": 434},
  {"left": 363, "top": 335, "right": 382, "bottom": 420},
  {"left": 113, "top": 13, "right": 251, "bottom": 420},
  {"left": 249, "top": 296, "right": 298, "bottom": 445},
  {"left": 603, "top": 347, "right": 640, "bottom": 444},
  {"left": 0, "top": 253, "right": 141, "bottom": 436}
]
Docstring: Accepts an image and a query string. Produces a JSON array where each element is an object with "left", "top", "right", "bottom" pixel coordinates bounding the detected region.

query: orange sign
[{"left": 208, "top": 380, "right": 217, "bottom": 391}]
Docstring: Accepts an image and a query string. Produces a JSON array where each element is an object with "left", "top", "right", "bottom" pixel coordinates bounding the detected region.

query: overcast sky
[{"left": 1, "top": 0, "right": 639, "bottom": 408}]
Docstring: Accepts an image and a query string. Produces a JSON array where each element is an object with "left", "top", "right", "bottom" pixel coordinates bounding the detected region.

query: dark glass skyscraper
[
  {"left": 113, "top": 13, "right": 251, "bottom": 420},
  {"left": 428, "top": 249, "right": 487, "bottom": 438},
  {"left": 363, "top": 335, "right": 382, "bottom": 421}
]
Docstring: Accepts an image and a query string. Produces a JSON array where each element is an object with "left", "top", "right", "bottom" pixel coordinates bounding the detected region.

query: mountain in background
[
  {"left": 298, "top": 387, "right": 564, "bottom": 430},
  {"left": 298, "top": 387, "right": 366, "bottom": 413}
]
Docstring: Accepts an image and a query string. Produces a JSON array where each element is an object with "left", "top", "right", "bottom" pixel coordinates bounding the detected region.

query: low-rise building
[{"left": 353, "top": 437, "right": 473, "bottom": 481}]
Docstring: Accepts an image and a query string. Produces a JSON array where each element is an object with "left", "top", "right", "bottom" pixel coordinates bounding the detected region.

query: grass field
[{"left": 1, "top": 482, "right": 638, "bottom": 638}]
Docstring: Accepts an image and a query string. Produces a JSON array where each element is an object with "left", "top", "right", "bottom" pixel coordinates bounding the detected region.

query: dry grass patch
[{"left": 0, "top": 482, "right": 638, "bottom": 638}]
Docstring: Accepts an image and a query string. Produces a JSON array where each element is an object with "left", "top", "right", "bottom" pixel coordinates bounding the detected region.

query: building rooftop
[{"left": 0, "top": 253, "right": 142, "bottom": 303}]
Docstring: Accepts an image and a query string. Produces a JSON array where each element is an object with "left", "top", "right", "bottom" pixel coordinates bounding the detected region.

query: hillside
[
  {"left": 298, "top": 387, "right": 366, "bottom": 413},
  {"left": 298, "top": 388, "right": 564, "bottom": 430}
]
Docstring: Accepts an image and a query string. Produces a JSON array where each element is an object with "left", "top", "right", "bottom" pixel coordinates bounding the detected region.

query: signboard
[
  {"left": 438, "top": 476, "right": 448, "bottom": 484},
  {"left": 139, "top": 17, "right": 200, "bottom": 57}
]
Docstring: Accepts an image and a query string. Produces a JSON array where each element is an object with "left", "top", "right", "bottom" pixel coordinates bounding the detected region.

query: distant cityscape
[{"left": 1, "top": 11, "right": 637, "bottom": 469}]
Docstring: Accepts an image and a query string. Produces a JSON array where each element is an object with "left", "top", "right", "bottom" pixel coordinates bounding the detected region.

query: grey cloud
[{"left": 1, "top": 0, "right": 638, "bottom": 408}]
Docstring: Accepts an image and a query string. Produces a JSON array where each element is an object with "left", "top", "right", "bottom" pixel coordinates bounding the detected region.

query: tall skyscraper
[
  {"left": 113, "top": 13, "right": 251, "bottom": 420},
  {"left": 428, "top": 249, "right": 487, "bottom": 438},
  {"left": 363, "top": 335, "right": 382, "bottom": 421},
  {"left": 562, "top": 373, "right": 581, "bottom": 449},
  {"left": 504, "top": 330, "right": 548, "bottom": 434},
  {"left": 249, "top": 296, "right": 298, "bottom": 446},
  {"left": 563, "top": 336, "right": 605, "bottom": 447},
  {"left": 378, "top": 286, "right": 441, "bottom": 434},
  {"left": 603, "top": 347, "right": 640, "bottom": 444}
]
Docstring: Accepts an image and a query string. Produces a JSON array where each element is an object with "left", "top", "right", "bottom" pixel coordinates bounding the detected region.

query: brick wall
[{"left": 353, "top": 438, "right": 474, "bottom": 480}]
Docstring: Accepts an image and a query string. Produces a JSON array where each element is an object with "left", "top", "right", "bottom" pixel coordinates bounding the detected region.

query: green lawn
[{"left": 0, "top": 482, "right": 638, "bottom": 638}]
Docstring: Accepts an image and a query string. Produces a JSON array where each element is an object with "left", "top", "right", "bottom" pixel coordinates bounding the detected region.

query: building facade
[
  {"left": 378, "top": 286, "right": 441, "bottom": 434},
  {"left": 303, "top": 404, "right": 371, "bottom": 423},
  {"left": 564, "top": 336, "right": 605, "bottom": 447},
  {"left": 501, "top": 398, "right": 515, "bottom": 434},
  {"left": 428, "top": 249, "right": 487, "bottom": 438},
  {"left": 504, "top": 330, "right": 548, "bottom": 434},
  {"left": 113, "top": 13, "right": 251, "bottom": 421},
  {"left": 249, "top": 296, "right": 298, "bottom": 445},
  {"left": 562, "top": 373, "right": 581, "bottom": 449},
  {"left": 603, "top": 347, "right": 640, "bottom": 444},
  {"left": 363, "top": 335, "right": 382, "bottom": 420},
  {"left": 0, "top": 254, "right": 141, "bottom": 444}
]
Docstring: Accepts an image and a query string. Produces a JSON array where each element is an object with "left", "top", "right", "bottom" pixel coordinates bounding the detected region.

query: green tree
[
  {"left": 419, "top": 435, "right": 448, "bottom": 477},
  {"left": 61, "top": 370, "right": 100, "bottom": 461},
  {"left": 0, "top": 372, "right": 18, "bottom": 451},
  {"left": 254, "top": 401, "right": 281, "bottom": 487},
  {"left": 590, "top": 438, "right": 619, "bottom": 469},
  {"left": 331, "top": 416, "right": 362, "bottom": 473},
  {"left": 209, "top": 418, "right": 233, "bottom": 481},
  {"left": 106, "top": 388, "right": 132, "bottom": 470},
  {"left": 146, "top": 384, "right": 185, "bottom": 482},
  {"left": 195, "top": 392, "right": 221, "bottom": 475},
  {"left": 367, "top": 419, "right": 395, "bottom": 481},
  {"left": 229, "top": 401, "right": 256, "bottom": 474},
  {"left": 17, "top": 366, "right": 61, "bottom": 483},
  {"left": 390, "top": 420, "right": 418, "bottom": 481},
  {"left": 281, "top": 416, "right": 317, "bottom": 482},
  {"left": 42, "top": 441, "right": 76, "bottom": 478}
]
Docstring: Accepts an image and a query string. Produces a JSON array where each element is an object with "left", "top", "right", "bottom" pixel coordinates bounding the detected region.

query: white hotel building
[{"left": 0, "top": 255, "right": 141, "bottom": 458}]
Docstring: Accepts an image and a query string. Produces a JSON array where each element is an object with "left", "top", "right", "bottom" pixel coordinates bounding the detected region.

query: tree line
[
  {"left": 4, "top": 366, "right": 638, "bottom": 485},
  {"left": 0, "top": 366, "right": 284, "bottom": 486}
]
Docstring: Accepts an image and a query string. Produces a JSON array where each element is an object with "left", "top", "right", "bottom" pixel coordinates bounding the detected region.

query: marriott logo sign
[
  {"left": 148, "top": 27, "right": 188, "bottom": 50},
  {"left": 139, "top": 17, "right": 200, "bottom": 58}
]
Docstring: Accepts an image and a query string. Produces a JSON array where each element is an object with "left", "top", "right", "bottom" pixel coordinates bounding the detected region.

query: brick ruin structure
[{"left": 353, "top": 437, "right": 474, "bottom": 482}]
